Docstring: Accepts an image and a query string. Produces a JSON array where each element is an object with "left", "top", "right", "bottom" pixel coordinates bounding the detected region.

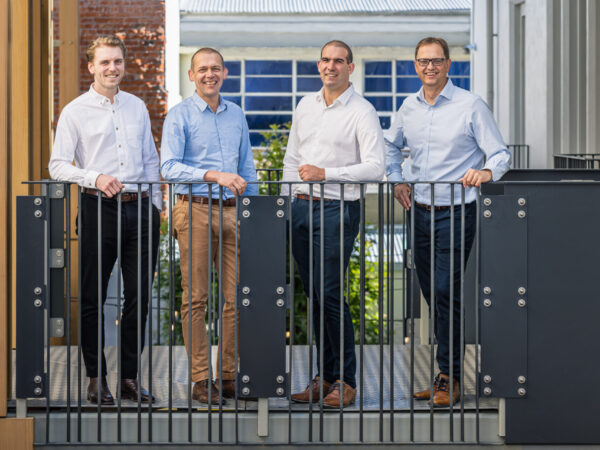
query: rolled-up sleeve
[{"left": 384, "top": 108, "right": 407, "bottom": 183}]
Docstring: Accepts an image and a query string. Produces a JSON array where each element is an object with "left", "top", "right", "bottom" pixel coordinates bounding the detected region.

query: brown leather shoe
[
  {"left": 414, "top": 373, "right": 443, "bottom": 400},
  {"left": 120, "top": 378, "right": 155, "bottom": 402},
  {"left": 291, "top": 376, "right": 333, "bottom": 403},
  {"left": 322, "top": 380, "right": 356, "bottom": 408},
  {"left": 430, "top": 374, "right": 460, "bottom": 407},
  {"left": 216, "top": 380, "right": 236, "bottom": 399},
  {"left": 192, "top": 380, "right": 219, "bottom": 403},
  {"left": 87, "top": 377, "right": 114, "bottom": 405}
]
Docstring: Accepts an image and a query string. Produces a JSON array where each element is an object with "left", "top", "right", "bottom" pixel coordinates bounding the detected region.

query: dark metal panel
[
  {"left": 16, "top": 196, "right": 47, "bottom": 398},
  {"left": 237, "top": 196, "right": 288, "bottom": 398},
  {"left": 479, "top": 194, "right": 528, "bottom": 399},
  {"left": 44, "top": 183, "right": 65, "bottom": 320}
]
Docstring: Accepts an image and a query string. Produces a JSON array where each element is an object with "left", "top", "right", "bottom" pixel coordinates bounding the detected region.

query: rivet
[
  {"left": 483, "top": 387, "right": 492, "bottom": 396},
  {"left": 56, "top": 190, "right": 63, "bottom": 197},
  {"left": 518, "top": 210, "right": 526, "bottom": 218},
  {"left": 56, "top": 249, "right": 63, "bottom": 257},
  {"left": 242, "top": 387, "right": 250, "bottom": 396},
  {"left": 518, "top": 287, "right": 526, "bottom": 295},
  {"left": 34, "top": 210, "right": 42, "bottom": 218},
  {"left": 517, "top": 298, "right": 526, "bottom": 307},
  {"left": 518, "top": 387, "right": 526, "bottom": 396},
  {"left": 34, "top": 387, "right": 42, "bottom": 396},
  {"left": 277, "top": 198, "right": 285, "bottom": 206},
  {"left": 483, "top": 198, "right": 492, "bottom": 206},
  {"left": 242, "top": 286, "right": 250, "bottom": 294},
  {"left": 34, "top": 299, "right": 42, "bottom": 308},
  {"left": 242, "top": 375, "right": 250, "bottom": 383},
  {"left": 483, "top": 210, "right": 492, "bottom": 218},
  {"left": 276, "top": 299, "right": 284, "bottom": 307},
  {"left": 483, "top": 375, "right": 492, "bottom": 384},
  {"left": 276, "top": 210, "right": 284, "bottom": 218},
  {"left": 34, "top": 198, "right": 42, "bottom": 206},
  {"left": 276, "top": 375, "right": 284, "bottom": 384},
  {"left": 34, "top": 287, "right": 42, "bottom": 295},
  {"left": 276, "top": 387, "right": 284, "bottom": 396},
  {"left": 242, "top": 210, "right": 250, "bottom": 218},
  {"left": 518, "top": 198, "right": 526, "bottom": 206},
  {"left": 242, "top": 298, "right": 250, "bottom": 307},
  {"left": 242, "top": 198, "right": 251, "bottom": 206},
  {"left": 518, "top": 375, "right": 526, "bottom": 384},
  {"left": 483, "top": 299, "right": 492, "bottom": 307},
  {"left": 34, "top": 375, "right": 42, "bottom": 384},
  {"left": 276, "top": 286, "right": 284, "bottom": 295},
  {"left": 483, "top": 287, "right": 491, "bottom": 295}
]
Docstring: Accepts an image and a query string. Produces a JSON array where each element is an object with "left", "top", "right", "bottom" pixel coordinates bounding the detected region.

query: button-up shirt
[
  {"left": 384, "top": 79, "right": 510, "bottom": 205},
  {"left": 282, "top": 84, "right": 385, "bottom": 201},
  {"left": 160, "top": 93, "right": 258, "bottom": 198},
  {"left": 49, "top": 85, "right": 162, "bottom": 209}
]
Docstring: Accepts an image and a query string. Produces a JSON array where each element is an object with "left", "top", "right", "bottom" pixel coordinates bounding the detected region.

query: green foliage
[{"left": 254, "top": 123, "right": 290, "bottom": 195}]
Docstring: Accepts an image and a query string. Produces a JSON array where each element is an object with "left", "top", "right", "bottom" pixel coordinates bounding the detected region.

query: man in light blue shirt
[
  {"left": 385, "top": 37, "right": 510, "bottom": 407},
  {"left": 161, "top": 48, "right": 257, "bottom": 404}
]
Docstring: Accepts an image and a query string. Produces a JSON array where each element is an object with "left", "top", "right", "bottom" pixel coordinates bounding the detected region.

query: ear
[
  {"left": 188, "top": 68, "right": 194, "bottom": 82},
  {"left": 348, "top": 62, "right": 355, "bottom": 75},
  {"left": 88, "top": 61, "right": 95, "bottom": 75},
  {"left": 447, "top": 58, "right": 452, "bottom": 72},
  {"left": 413, "top": 60, "right": 419, "bottom": 73},
  {"left": 223, "top": 66, "right": 228, "bottom": 80}
]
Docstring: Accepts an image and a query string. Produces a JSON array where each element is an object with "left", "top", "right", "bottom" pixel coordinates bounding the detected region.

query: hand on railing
[
  {"left": 95, "top": 173, "right": 125, "bottom": 197},
  {"left": 394, "top": 183, "right": 412, "bottom": 210},
  {"left": 204, "top": 170, "right": 248, "bottom": 196},
  {"left": 458, "top": 168, "right": 492, "bottom": 188}
]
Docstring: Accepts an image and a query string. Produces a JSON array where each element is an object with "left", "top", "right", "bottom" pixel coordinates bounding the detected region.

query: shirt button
[
  {"left": 118, "top": 144, "right": 121, "bottom": 148},
  {"left": 116, "top": 127, "right": 119, "bottom": 130},
  {"left": 120, "top": 162, "right": 123, "bottom": 166}
]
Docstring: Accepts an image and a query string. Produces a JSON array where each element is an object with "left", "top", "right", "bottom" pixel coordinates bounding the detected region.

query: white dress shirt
[
  {"left": 282, "top": 84, "right": 385, "bottom": 201},
  {"left": 49, "top": 85, "right": 162, "bottom": 209}
]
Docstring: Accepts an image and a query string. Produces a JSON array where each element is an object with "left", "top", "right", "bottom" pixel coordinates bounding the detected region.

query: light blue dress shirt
[
  {"left": 384, "top": 78, "right": 510, "bottom": 205},
  {"left": 161, "top": 92, "right": 258, "bottom": 198}
]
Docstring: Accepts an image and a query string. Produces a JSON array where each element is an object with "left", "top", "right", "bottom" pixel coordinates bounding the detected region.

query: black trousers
[{"left": 80, "top": 194, "right": 160, "bottom": 379}]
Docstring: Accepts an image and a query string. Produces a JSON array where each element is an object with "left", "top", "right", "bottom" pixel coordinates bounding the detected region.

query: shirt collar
[
  {"left": 192, "top": 91, "right": 227, "bottom": 113},
  {"left": 88, "top": 83, "right": 121, "bottom": 106},
  {"left": 315, "top": 83, "right": 355, "bottom": 107},
  {"left": 417, "top": 78, "right": 455, "bottom": 105}
]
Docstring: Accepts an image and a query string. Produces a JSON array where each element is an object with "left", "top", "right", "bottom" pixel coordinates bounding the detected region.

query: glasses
[{"left": 416, "top": 58, "right": 447, "bottom": 67}]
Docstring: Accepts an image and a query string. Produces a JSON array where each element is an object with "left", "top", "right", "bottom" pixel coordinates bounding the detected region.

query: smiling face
[
  {"left": 317, "top": 44, "right": 354, "bottom": 94},
  {"left": 188, "top": 51, "right": 228, "bottom": 104},
  {"left": 414, "top": 43, "right": 451, "bottom": 91},
  {"left": 87, "top": 45, "right": 125, "bottom": 96}
]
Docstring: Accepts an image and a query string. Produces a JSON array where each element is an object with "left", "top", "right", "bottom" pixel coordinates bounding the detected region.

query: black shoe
[
  {"left": 120, "top": 378, "right": 155, "bottom": 402},
  {"left": 87, "top": 377, "right": 114, "bottom": 405}
]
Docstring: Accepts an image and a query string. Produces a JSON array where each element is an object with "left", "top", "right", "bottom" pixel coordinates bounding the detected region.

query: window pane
[
  {"left": 246, "top": 60, "right": 292, "bottom": 75},
  {"left": 396, "top": 77, "right": 422, "bottom": 93},
  {"left": 245, "top": 96, "right": 293, "bottom": 111},
  {"left": 245, "top": 77, "right": 292, "bottom": 92},
  {"left": 221, "top": 78, "right": 240, "bottom": 93},
  {"left": 396, "top": 96, "right": 408, "bottom": 109},
  {"left": 297, "top": 61, "right": 319, "bottom": 75},
  {"left": 226, "top": 61, "right": 241, "bottom": 76},
  {"left": 297, "top": 77, "right": 322, "bottom": 92},
  {"left": 452, "top": 77, "right": 470, "bottom": 90},
  {"left": 365, "top": 61, "right": 391, "bottom": 75},
  {"left": 379, "top": 116, "right": 391, "bottom": 129},
  {"left": 365, "top": 77, "right": 392, "bottom": 92},
  {"left": 449, "top": 61, "right": 470, "bottom": 76},
  {"left": 223, "top": 96, "right": 241, "bottom": 106},
  {"left": 250, "top": 132, "right": 266, "bottom": 146},
  {"left": 296, "top": 96, "right": 304, "bottom": 106},
  {"left": 365, "top": 96, "right": 393, "bottom": 112},
  {"left": 246, "top": 114, "right": 293, "bottom": 129},
  {"left": 396, "top": 60, "right": 417, "bottom": 75}
]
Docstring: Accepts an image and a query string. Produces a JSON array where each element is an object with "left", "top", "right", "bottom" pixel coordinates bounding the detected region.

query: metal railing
[
  {"left": 13, "top": 178, "right": 494, "bottom": 445},
  {"left": 553, "top": 153, "right": 600, "bottom": 169}
]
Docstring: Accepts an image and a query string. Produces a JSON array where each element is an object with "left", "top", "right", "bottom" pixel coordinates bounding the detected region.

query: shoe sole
[{"left": 87, "top": 395, "right": 114, "bottom": 405}]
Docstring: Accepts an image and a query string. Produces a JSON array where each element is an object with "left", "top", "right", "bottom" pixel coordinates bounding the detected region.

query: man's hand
[
  {"left": 298, "top": 164, "right": 325, "bottom": 181},
  {"left": 458, "top": 169, "right": 492, "bottom": 188},
  {"left": 205, "top": 171, "right": 247, "bottom": 196},
  {"left": 394, "top": 183, "right": 412, "bottom": 210},
  {"left": 95, "top": 174, "right": 124, "bottom": 197}
]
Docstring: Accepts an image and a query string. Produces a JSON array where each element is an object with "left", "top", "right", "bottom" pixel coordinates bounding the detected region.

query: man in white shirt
[
  {"left": 283, "top": 40, "right": 385, "bottom": 408},
  {"left": 49, "top": 35, "right": 161, "bottom": 405}
]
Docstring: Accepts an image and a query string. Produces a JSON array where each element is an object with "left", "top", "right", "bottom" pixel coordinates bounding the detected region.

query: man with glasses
[
  {"left": 385, "top": 37, "right": 510, "bottom": 406},
  {"left": 283, "top": 40, "right": 385, "bottom": 408}
]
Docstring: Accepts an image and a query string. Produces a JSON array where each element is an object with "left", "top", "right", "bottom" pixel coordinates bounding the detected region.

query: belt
[
  {"left": 83, "top": 188, "right": 148, "bottom": 202},
  {"left": 177, "top": 194, "right": 236, "bottom": 207},
  {"left": 415, "top": 201, "right": 452, "bottom": 211},
  {"left": 295, "top": 194, "right": 337, "bottom": 202}
]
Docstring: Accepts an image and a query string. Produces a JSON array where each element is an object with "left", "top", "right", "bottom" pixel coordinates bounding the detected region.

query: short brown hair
[
  {"left": 414, "top": 37, "right": 450, "bottom": 60},
  {"left": 190, "top": 48, "right": 225, "bottom": 70},
  {"left": 86, "top": 35, "right": 127, "bottom": 62},
  {"left": 321, "top": 40, "right": 353, "bottom": 64}
]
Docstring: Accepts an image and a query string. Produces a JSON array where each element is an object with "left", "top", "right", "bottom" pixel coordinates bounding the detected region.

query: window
[{"left": 364, "top": 60, "right": 471, "bottom": 129}]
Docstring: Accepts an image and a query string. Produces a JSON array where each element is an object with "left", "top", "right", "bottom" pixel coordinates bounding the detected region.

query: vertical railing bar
[
  {"left": 168, "top": 185, "right": 174, "bottom": 442},
  {"left": 156, "top": 187, "right": 161, "bottom": 347},
  {"left": 218, "top": 186, "right": 225, "bottom": 442},
  {"left": 187, "top": 184, "right": 193, "bottom": 443},
  {"left": 460, "top": 186, "right": 466, "bottom": 441},
  {"left": 65, "top": 184, "right": 72, "bottom": 443},
  {"left": 137, "top": 185, "right": 143, "bottom": 443},
  {"left": 449, "top": 183, "right": 455, "bottom": 442},
  {"left": 117, "top": 193, "right": 123, "bottom": 442},
  {"left": 339, "top": 183, "right": 345, "bottom": 442},
  {"left": 77, "top": 189, "right": 82, "bottom": 442},
  {"left": 318, "top": 182, "right": 325, "bottom": 441},
  {"left": 45, "top": 184, "right": 51, "bottom": 445},
  {"left": 475, "top": 193, "right": 481, "bottom": 443},
  {"left": 307, "top": 183, "right": 314, "bottom": 443},
  {"left": 377, "top": 183, "right": 384, "bottom": 442},
  {"left": 429, "top": 184, "right": 435, "bottom": 442},
  {"left": 234, "top": 191, "right": 240, "bottom": 445},
  {"left": 389, "top": 182, "right": 396, "bottom": 443},
  {"left": 287, "top": 182, "right": 294, "bottom": 445},
  {"left": 359, "top": 183, "right": 366, "bottom": 443},
  {"left": 96, "top": 190, "right": 102, "bottom": 442},
  {"left": 409, "top": 183, "right": 415, "bottom": 443},
  {"left": 207, "top": 183, "right": 213, "bottom": 442},
  {"left": 148, "top": 184, "right": 154, "bottom": 442}
]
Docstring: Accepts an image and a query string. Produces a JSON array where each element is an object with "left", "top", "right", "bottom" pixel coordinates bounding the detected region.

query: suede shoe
[
  {"left": 430, "top": 374, "right": 460, "bottom": 407},
  {"left": 192, "top": 380, "right": 218, "bottom": 404},
  {"left": 322, "top": 380, "right": 356, "bottom": 409},
  {"left": 87, "top": 376, "right": 114, "bottom": 405},
  {"left": 414, "top": 373, "right": 443, "bottom": 400},
  {"left": 216, "top": 380, "right": 236, "bottom": 399},
  {"left": 291, "top": 376, "right": 333, "bottom": 403},
  {"left": 120, "top": 378, "right": 155, "bottom": 402}
]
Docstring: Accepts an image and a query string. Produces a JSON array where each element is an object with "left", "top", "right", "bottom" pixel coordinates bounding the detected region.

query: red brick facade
[{"left": 53, "top": 0, "right": 167, "bottom": 147}]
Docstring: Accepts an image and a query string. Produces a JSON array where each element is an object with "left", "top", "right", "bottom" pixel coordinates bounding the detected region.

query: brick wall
[{"left": 53, "top": 0, "right": 167, "bottom": 147}]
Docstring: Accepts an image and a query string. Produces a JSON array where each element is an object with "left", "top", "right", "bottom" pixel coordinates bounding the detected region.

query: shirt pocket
[{"left": 125, "top": 124, "right": 144, "bottom": 150}]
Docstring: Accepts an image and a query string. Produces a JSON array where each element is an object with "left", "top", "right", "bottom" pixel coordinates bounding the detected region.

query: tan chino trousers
[{"left": 173, "top": 199, "right": 237, "bottom": 382}]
